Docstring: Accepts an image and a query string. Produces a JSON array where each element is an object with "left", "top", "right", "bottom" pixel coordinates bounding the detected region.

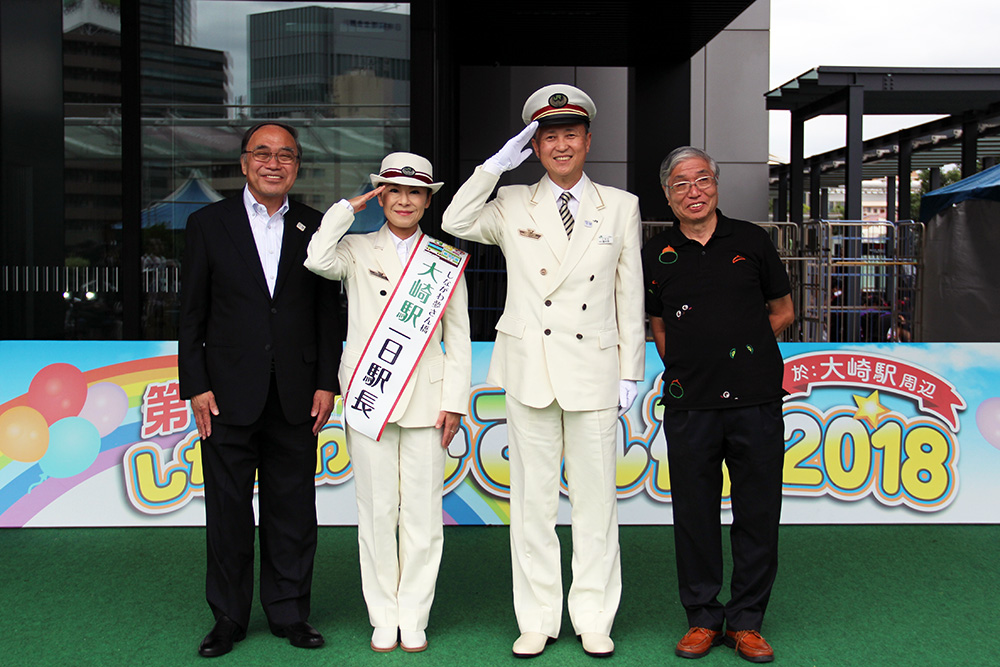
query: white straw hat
[{"left": 369, "top": 152, "right": 444, "bottom": 193}]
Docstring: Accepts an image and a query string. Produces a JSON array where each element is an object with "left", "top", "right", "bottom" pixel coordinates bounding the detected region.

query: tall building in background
[
  {"left": 139, "top": 0, "right": 229, "bottom": 115},
  {"left": 248, "top": 5, "right": 409, "bottom": 118},
  {"left": 140, "top": 0, "right": 194, "bottom": 46},
  {"left": 65, "top": 0, "right": 228, "bottom": 117},
  {"left": 62, "top": 0, "right": 229, "bottom": 280},
  {"left": 63, "top": 0, "right": 121, "bottom": 113}
]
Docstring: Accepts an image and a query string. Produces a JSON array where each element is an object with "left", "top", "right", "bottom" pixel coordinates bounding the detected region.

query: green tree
[{"left": 910, "top": 166, "right": 962, "bottom": 220}]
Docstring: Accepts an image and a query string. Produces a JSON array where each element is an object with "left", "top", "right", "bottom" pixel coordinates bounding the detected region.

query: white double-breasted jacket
[{"left": 442, "top": 166, "right": 643, "bottom": 411}]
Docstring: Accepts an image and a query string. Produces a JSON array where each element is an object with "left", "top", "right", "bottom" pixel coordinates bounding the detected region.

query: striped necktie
[{"left": 558, "top": 191, "right": 574, "bottom": 237}]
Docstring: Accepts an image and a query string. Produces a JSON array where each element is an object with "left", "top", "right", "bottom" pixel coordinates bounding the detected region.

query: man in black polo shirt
[{"left": 642, "top": 146, "right": 794, "bottom": 663}]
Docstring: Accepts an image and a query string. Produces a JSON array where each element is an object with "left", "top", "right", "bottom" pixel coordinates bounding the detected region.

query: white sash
[{"left": 344, "top": 233, "right": 469, "bottom": 440}]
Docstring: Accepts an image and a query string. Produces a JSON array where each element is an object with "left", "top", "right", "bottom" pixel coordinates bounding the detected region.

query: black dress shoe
[
  {"left": 271, "top": 621, "right": 325, "bottom": 649},
  {"left": 199, "top": 616, "right": 245, "bottom": 658}
]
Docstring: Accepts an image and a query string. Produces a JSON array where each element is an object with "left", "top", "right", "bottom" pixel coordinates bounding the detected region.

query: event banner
[{"left": 1, "top": 341, "right": 998, "bottom": 527}]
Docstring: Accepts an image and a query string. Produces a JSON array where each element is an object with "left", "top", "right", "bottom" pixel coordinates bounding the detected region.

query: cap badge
[
  {"left": 401, "top": 166, "right": 416, "bottom": 177},
  {"left": 548, "top": 93, "right": 568, "bottom": 108}
]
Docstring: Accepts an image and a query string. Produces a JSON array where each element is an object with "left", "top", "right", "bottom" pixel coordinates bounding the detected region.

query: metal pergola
[{"left": 766, "top": 67, "right": 1000, "bottom": 222}]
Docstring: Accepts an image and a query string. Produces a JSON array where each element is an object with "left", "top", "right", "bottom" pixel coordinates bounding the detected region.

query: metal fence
[
  {"left": 4, "top": 219, "right": 923, "bottom": 344},
  {"left": 639, "top": 218, "right": 924, "bottom": 343},
  {"left": 795, "top": 219, "right": 922, "bottom": 343}
]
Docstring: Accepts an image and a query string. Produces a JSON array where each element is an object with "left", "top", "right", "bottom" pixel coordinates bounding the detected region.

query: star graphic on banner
[{"left": 852, "top": 390, "right": 890, "bottom": 429}]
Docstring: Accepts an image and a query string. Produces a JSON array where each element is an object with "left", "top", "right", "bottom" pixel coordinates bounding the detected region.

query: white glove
[
  {"left": 483, "top": 121, "right": 538, "bottom": 175},
  {"left": 618, "top": 380, "right": 638, "bottom": 417}
]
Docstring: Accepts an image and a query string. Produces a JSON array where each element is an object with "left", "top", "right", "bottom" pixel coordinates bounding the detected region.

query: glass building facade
[
  {"left": 3, "top": 0, "right": 760, "bottom": 342},
  {"left": 1, "top": 0, "right": 411, "bottom": 341}
]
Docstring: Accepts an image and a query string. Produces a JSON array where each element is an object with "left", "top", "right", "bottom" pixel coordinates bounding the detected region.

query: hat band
[
  {"left": 378, "top": 167, "right": 434, "bottom": 185},
  {"left": 531, "top": 104, "right": 589, "bottom": 122}
]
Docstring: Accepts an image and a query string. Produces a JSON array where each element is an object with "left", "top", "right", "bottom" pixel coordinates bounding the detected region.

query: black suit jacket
[{"left": 178, "top": 194, "right": 341, "bottom": 426}]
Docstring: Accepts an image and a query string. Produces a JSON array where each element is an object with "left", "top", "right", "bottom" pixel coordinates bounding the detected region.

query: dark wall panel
[{"left": 1, "top": 0, "right": 65, "bottom": 338}]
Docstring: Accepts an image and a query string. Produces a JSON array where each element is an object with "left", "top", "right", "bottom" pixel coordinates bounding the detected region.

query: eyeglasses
[
  {"left": 668, "top": 176, "right": 717, "bottom": 195},
  {"left": 243, "top": 149, "right": 299, "bottom": 165}
]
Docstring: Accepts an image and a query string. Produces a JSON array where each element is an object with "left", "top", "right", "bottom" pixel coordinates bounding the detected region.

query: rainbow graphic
[
  {"left": 3, "top": 341, "right": 1000, "bottom": 527},
  {"left": 0, "top": 343, "right": 182, "bottom": 526}
]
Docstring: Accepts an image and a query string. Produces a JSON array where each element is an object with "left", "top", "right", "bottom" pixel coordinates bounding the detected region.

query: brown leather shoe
[
  {"left": 675, "top": 627, "right": 723, "bottom": 659},
  {"left": 724, "top": 630, "right": 774, "bottom": 663}
]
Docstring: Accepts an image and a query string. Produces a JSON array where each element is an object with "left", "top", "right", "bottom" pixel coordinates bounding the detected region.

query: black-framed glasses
[
  {"left": 668, "top": 176, "right": 717, "bottom": 195},
  {"left": 243, "top": 149, "right": 299, "bottom": 165}
]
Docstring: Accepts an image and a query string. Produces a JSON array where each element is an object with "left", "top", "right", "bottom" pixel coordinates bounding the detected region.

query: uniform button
[
  {"left": 380, "top": 289, "right": 387, "bottom": 296},
  {"left": 576, "top": 333, "right": 583, "bottom": 339},
  {"left": 264, "top": 343, "right": 272, "bottom": 351},
  {"left": 581, "top": 303, "right": 587, "bottom": 310},
  {"left": 702, "top": 250, "right": 706, "bottom": 255},
  {"left": 540, "top": 268, "right": 548, "bottom": 276},
  {"left": 271, "top": 307, "right": 277, "bottom": 314},
  {"left": 544, "top": 329, "right": 551, "bottom": 335},
  {"left": 589, "top": 275, "right": 595, "bottom": 281},
  {"left": 545, "top": 300, "right": 552, "bottom": 307}
]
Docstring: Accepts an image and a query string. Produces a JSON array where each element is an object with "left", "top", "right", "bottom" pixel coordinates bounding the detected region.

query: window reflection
[
  {"left": 52, "top": 0, "right": 411, "bottom": 340},
  {"left": 63, "top": 0, "right": 124, "bottom": 339}
]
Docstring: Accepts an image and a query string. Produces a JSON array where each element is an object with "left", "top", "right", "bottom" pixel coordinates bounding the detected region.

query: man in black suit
[{"left": 179, "top": 122, "right": 341, "bottom": 658}]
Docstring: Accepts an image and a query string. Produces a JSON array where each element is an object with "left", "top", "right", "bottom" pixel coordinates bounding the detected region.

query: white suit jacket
[
  {"left": 304, "top": 205, "right": 471, "bottom": 427},
  {"left": 442, "top": 167, "right": 644, "bottom": 411}
]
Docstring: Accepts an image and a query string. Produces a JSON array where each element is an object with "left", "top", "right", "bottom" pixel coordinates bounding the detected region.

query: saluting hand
[
  {"left": 485, "top": 120, "right": 539, "bottom": 174},
  {"left": 347, "top": 185, "right": 385, "bottom": 213}
]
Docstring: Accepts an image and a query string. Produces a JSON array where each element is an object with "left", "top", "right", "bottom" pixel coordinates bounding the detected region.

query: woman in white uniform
[{"left": 304, "top": 153, "right": 471, "bottom": 653}]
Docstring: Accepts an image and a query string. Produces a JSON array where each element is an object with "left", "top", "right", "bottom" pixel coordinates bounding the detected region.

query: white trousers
[
  {"left": 505, "top": 395, "right": 621, "bottom": 637},
  {"left": 346, "top": 421, "right": 446, "bottom": 631}
]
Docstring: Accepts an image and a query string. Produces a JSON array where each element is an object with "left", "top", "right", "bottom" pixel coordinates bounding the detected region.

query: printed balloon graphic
[
  {"left": 77, "top": 382, "right": 129, "bottom": 437},
  {"left": 26, "top": 363, "right": 88, "bottom": 425},
  {"left": 975, "top": 397, "right": 1000, "bottom": 450},
  {"left": 38, "top": 417, "right": 100, "bottom": 479},
  {"left": 0, "top": 406, "right": 50, "bottom": 462}
]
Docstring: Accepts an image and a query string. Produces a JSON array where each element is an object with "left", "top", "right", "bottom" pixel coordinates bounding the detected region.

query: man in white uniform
[{"left": 442, "top": 84, "right": 644, "bottom": 658}]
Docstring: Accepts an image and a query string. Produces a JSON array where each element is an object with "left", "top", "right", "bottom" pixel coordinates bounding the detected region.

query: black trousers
[
  {"left": 201, "top": 375, "right": 318, "bottom": 631},
  {"left": 662, "top": 401, "right": 784, "bottom": 632}
]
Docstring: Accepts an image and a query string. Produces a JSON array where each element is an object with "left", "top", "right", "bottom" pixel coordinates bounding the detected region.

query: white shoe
[
  {"left": 400, "top": 629, "right": 427, "bottom": 653},
  {"left": 370, "top": 627, "right": 398, "bottom": 652},
  {"left": 580, "top": 633, "right": 614, "bottom": 657},
  {"left": 512, "top": 632, "right": 553, "bottom": 658}
]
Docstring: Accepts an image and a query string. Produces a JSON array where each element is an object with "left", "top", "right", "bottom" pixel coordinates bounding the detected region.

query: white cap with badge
[{"left": 521, "top": 83, "right": 597, "bottom": 127}]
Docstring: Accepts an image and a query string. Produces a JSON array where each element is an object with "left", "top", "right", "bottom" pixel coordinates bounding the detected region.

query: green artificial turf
[{"left": 0, "top": 525, "right": 996, "bottom": 666}]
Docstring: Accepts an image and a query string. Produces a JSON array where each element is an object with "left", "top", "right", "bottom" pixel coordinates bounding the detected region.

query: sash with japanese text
[{"left": 345, "top": 234, "right": 469, "bottom": 440}]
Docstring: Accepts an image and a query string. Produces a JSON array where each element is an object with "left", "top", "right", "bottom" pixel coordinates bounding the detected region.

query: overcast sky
[
  {"left": 769, "top": 0, "right": 1000, "bottom": 162},
  {"left": 193, "top": 1, "right": 999, "bottom": 163}
]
